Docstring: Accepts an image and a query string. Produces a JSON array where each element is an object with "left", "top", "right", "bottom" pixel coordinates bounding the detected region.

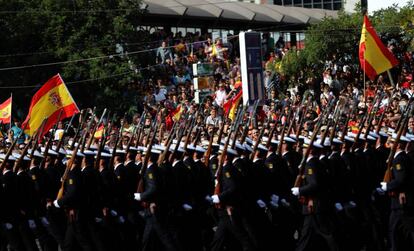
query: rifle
[
  {"left": 0, "top": 121, "right": 28, "bottom": 170},
  {"left": 320, "top": 99, "right": 339, "bottom": 146},
  {"left": 56, "top": 127, "right": 86, "bottom": 200},
  {"left": 55, "top": 114, "right": 76, "bottom": 154},
  {"left": 95, "top": 111, "right": 111, "bottom": 169},
  {"left": 214, "top": 110, "right": 238, "bottom": 209},
  {"left": 375, "top": 103, "right": 389, "bottom": 135},
  {"left": 329, "top": 98, "right": 346, "bottom": 145},
  {"left": 204, "top": 122, "right": 220, "bottom": 167},
  {"left": 277, "top": 108, "right": 292, "bottom": 156},
  {"left": 137, "top": 120, "right": 160, "bottom": 193},
  {"left": 295, "top": 104, "right": 308, "bottom": 140},
  {"left": 134, "top": 112, "right": 146, "bottom": 148},
  {"left": 42, "top": 109, "right": 63, "bottom": 163},
  {"left": 240, "top": 100, "right": 259, "bottom": 144},
  {"left": 363, "top": 94, "right": 383, "bottom": 139},
  {"left": 29, "top": 118, "right": 47, "bottom": 160},
  {"left": 13, "top": 134, "right": 34, "bottom": 173},
  {"left": 80, "top": 107, "right": 97, "bottom": 153},
  {"left": 181, "top": 112, "right": 198, "bottom": 158},
  {"left": 230, "top": 103, "right": 246, "bottom": 150},
  {"left": 294, "top": 98, "right": 334, "bottom": 188},
  {"left": 86, "top": 108, "right": 107, "bottom": 150},
  {"left": 109, "top": 113, "right": 127, "bottom": 169},
  {"left": 250, "top": 118, "right": 268, "bottom": 161},
  {"left": 157, "top": 122, "right": 179, "bottom": 166},
  {"left": 70, "top": 109, "right": 88, "bottom": 150},
  {"left": 340, "top": 101, "right": 358, "bottom": 142},
  {"left": 383, "top": 101, "right": 414, "bottom": 184}
]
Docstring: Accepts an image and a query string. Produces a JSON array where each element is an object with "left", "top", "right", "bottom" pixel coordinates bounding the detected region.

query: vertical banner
[{"left": 239, "top": 32, "right": 264, "bottom": 105}]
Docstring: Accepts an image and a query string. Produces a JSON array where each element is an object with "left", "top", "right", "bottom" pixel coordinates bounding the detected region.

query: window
[
  {"left": 283, "top": 0, "right": 293, "bottom": 5},
  {"left": 313, "top": 3, "right": 322, "bottom": 8},
  {"left": 274, "top": 0, "right": 283, "bottom": 5},
  {"left": 323, "top": 2, "right": 333, "bottom": 10},
  {"left": 333, "top": 2, "right": 342, "bottom": 10},
  {"left": 303, "top": 0, "right": 312, "bottom": 3},
  {"left": 294, "top": 0, "right": 302, "bottom": 5}
]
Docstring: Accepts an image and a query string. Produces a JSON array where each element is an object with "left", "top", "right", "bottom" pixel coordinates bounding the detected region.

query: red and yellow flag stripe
[
  {"left": 23, "top": 74, "right": 79, "bottom": 136},
  {"left": 359, "top": 15, "right": 398, "bottom": 80},
  {"left": 0, "top": 97, "right": 12, "bottom": 124}
]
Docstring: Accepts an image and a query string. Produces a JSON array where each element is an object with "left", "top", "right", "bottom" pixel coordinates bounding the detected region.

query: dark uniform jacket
[
  {"left": 299, "top": 156, "right": 330, "bottom": 215},
  {"left": 57, "top": 167, "right": 82, "bottom": 209},
  {"left": 388, "top": 151, "right": 413, "bottom": 210}
]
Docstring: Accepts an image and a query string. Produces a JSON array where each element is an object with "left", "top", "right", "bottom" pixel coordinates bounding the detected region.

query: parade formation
[{"left": 1, "top": 1, "right": 414, "bottom": 251}]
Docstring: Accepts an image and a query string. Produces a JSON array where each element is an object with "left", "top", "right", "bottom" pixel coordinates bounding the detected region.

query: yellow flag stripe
[{"left": 27, "top": 83, "right": 74, "bottom": 135}]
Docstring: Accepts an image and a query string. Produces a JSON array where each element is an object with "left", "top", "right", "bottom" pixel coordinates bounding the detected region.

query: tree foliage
[
  {"left": 0, "top": 0, "right": 146, "bottom": 116},
  {"left": 279, "top": 2, "right": 414, "bottom": 79}
]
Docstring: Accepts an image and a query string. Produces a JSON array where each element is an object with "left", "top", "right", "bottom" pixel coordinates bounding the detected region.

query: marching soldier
[
  {"left": 209, "top": 147, "right": 255, "bottom": 251},
  {"left": 379, "top": 134, "right": 414, "bottom": 250},
  {"left": 291, "top": 139, "right": 338, "bottom": 251},
  {"left": 53, "top": 151, "right": 94, "bottom": 251}
]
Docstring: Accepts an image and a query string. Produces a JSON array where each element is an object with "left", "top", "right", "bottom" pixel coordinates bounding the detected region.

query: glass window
[
  {"left": 294, "top": 0, "right": 302, "bottom": 4},
  {"left": 333, "top": 2, "right": 342, "bottom": 10},
  {"left": 274, "top": 0, "right": 283, "bottom": 5},
  {"left": 283, "top": 0, "right": 292, "bottom": 5},
  {"left": 313, "top": 3, "right": 322, "bottom": 8},
  {"left": 313, "top": 0, "right": 321, "bottom": 3},
  {"left": 303, "top": 0, "right": 312, "bottom": 3},
  {"left": 303, "top": 3, "right": 312, "bottom": 8},
  {"left": 323, "top": 2, "right": 332, "bottom": 9}
]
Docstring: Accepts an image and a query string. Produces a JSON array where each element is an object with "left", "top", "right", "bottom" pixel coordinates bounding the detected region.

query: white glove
[
  {"left": 349, "top": 201, "right": 357, "bottom": 208},
  {"left": 256, "top": 199, "right": 266, "bottom": 208},
  {"left": 53, "top": 200, "right": 60, "bottom": 208},
  {"left": 335, "top": 203, "right": 343, "bottom": 211},
  {"left": 4, "top": 223, "right": 13, "bottom": 230},
  {"left": 270, "top": 194, "right": 279, "bottom": 204},
  {"left": 110, "top": 210, "right": 118, "bottom": 217},
  {"left": 28, "top": 219, "right": 37, "bottom": 229},
  {"left": 182, "top": 204, "right": 193, "bottom": 211},
  {"left": 205, "top": 195, "right": 213, "bottom": 203},
  {"left": 280, "top": 199, "right": 290, "bottom": 207},
  {"left": 269, "top": 200, "right": 279, "bottom": 209},
  {"left": 118, "top": 216, "right": 125, "bottom": 224},
  {"left": 380, "top": 182, "right": 387, "bottom": 192},
  {"left": 134, "top": 193, "right": 141, "bottom": 201},
  {"left": 95, "top": 217, "right": 103, "bottom": 223},
  {"left": 211, "top": 195, "right": 220, "bottom": 204},
  {"left": 376, "top": 187, "right": 385, "bottom": 195},
  {"left": 40, "top": 217, "right": 49, "bottom": 226},
  {"left": 291, "top": 187, "right": 300, "bottom": 196}
]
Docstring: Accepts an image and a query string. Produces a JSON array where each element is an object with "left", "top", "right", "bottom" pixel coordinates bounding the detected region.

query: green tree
[
  {"left": 0, "top": 0, "right": 147, "bottom": 115},
  {"left": 279, "top": 2, "right": 413, "bottom": 80}
]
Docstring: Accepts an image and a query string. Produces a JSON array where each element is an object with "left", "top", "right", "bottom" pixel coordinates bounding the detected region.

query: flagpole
[
  {"left": 387, "top": 70, "right": 395, "bottom": 88},
  {"left": 9, "top": 93, "right": 12, "bottom": 130}
]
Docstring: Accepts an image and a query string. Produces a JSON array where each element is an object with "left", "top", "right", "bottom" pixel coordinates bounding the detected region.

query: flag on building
[
  {"left": 359, "top": 15, "right": 398, "bottom": 80},
  {"left": 0, "top": 96, "right": 12, "bottom": 124},
  {"left": 23, "top": 74, "right": 79, "bottom": 137}
]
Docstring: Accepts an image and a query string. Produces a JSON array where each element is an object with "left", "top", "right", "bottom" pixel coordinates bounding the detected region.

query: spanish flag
[
  {"left": 0, "top": 97, "right": 12, "bottom": 124},
  {"left": 228, "top": 91, "right": 242, "bottom": 121},
  {"left": 23, "top": 74, "right": 79, "bottom": 137},
  {"left": 94, "top": 124, "right": 105, "bottom": 139},
  {"left": 171, "top": 105, "right": 184, "bottom": 122},
  {"left": 359, "top": 15, "right": 398, "bottom": 80},
  {"left": 223, "top": 90, "right": 243, "bottom": 121}
]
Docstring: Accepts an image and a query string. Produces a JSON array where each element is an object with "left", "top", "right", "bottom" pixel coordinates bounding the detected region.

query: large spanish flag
[
  {"left": 0, "top": 97, "right": 12, "bottom": 124},
  {"left": 359, "top": 15, "right": 398, "bottom": 80},
  {"left": 23, "top": 74, "right": 79, "bottom": 137}
]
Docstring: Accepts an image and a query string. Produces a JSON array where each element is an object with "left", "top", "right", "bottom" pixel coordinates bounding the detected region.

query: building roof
[{"left": 141, "top": 0, "right": 338, "bottom": 25}]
